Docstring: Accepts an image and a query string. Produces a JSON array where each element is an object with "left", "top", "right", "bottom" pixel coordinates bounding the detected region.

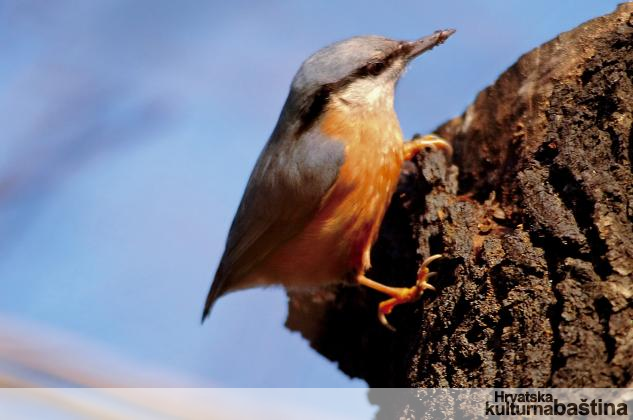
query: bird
[{"left": 203, "top": 29, "right": 455, "bottom": 330}]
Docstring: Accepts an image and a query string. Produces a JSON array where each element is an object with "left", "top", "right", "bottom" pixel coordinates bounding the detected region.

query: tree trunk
[{"left": 286, "top": 2, "right": 633, "bottom": 393}]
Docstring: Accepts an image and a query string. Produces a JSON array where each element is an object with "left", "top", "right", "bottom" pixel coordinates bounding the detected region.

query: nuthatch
[{"left": 203, "top": 30, "right": 455, "bottom": 330}]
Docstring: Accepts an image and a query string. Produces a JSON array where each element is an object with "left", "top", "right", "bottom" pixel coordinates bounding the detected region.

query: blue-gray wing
[{"left": 202, "top": 126, "right": 345, "bottom": 319}]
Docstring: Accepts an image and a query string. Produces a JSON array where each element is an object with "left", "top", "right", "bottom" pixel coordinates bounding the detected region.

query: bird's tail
[{"left": 201, "top": 262, "right": 227, "bottom": 323}]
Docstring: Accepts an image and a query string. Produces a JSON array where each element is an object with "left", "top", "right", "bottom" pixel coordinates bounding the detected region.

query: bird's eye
[{"left": 365, "top": 61, "right": 386, "bottom": 77}]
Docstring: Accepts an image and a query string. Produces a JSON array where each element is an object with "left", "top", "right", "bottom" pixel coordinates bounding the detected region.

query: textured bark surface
[{"left": 286, "top": 2, "right": 633, "bottom": 397}]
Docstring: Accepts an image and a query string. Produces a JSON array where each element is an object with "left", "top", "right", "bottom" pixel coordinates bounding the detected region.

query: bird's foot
[
  {"left": 358, "top": 254, "right": 443, "bottom": 331},
  {"left": 404, "top": 134, "right": 453, "bottom": 161}
]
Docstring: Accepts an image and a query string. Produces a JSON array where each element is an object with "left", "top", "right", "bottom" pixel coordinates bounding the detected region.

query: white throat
[{"left": 333, "top": 77, "right": 396, "bottom": 111}]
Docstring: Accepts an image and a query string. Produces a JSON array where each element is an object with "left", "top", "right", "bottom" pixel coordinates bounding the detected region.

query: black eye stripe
[
  {"left": 354, "top": 43, "right": 413, "bottom": 79},
  {"left": 297, "top": 85, "right": 331, "bottom": 136},
  {"left": 362, "top": 61, "right": 387, "bottom": 77}
]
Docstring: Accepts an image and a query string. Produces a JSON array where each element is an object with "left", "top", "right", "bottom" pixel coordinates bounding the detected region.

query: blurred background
[{"left": 0, "top": 0, "right": 623, "bottom": 391}]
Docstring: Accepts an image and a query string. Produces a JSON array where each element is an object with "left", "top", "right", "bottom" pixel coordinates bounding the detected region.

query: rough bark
[{"left": 286, "top": 2, "right": 633, "bottom": 396}]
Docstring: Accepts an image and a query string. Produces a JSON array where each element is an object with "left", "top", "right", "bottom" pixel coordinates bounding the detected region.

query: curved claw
[
  {"left": 406, "top": 135, "right": 453, "bottom": 161},
  {"left": 420, "top": 254, "right": 444, "bottom": 270},
  {"left": 421, "top": 271, "right": 437, "bottom": 285},
  {"left": 422, "top": 135, "right": 453, "bottom": 159},
  {"left": 416, "top": 255, "right": 442, "bottom": 291},
  {"left": 378, "top": 298, "right": 399, "bottom": 332},
  {"left": 420, "top": 279, "right": 436, "bottom": 291},
  {"left": 378, "top": 309, "right": 397, "bottom": 332}
]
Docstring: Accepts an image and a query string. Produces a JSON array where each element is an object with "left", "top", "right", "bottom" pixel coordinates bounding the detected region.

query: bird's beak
[{"left": 404, "top": 29, "right": 456, "bottom": 61}]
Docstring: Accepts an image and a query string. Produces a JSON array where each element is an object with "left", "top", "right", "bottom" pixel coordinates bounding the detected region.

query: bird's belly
[{"left": 260, "top": 113, "right": 404, "bottom": 288}]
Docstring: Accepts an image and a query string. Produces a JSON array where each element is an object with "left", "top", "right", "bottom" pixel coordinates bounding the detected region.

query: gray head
[{"left": 283, "top": 30, "right": 455, "bottom": 134}]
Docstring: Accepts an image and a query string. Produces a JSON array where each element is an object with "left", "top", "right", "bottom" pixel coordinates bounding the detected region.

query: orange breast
[{"left": 260, "top": 104, "right": 405, "bottom": 288}]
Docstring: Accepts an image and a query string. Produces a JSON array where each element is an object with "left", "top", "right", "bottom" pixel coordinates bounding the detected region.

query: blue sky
[{"left": 0, "top": 1, "right": 623, "bottom": 388}]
